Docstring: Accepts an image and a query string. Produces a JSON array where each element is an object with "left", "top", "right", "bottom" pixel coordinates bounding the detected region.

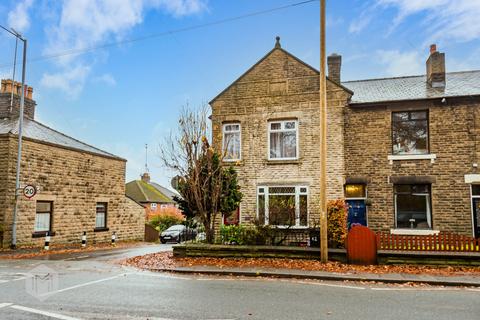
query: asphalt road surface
[{"left": 0, "top": 244, "right": 479, "bottom": 320}]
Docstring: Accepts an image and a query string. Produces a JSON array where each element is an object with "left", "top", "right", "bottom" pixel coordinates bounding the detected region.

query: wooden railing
[{"left": 376, "top": 232, "right": 480, "bottom": 252}]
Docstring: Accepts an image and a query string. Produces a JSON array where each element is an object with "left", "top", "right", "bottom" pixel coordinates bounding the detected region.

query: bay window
[{"left": 257, "top": 186, "right": 308, "bottom": 227}]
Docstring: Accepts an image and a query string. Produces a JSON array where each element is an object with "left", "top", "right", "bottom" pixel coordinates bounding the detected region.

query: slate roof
[
  {"left": 149, "top": 182, "right": 179, "bottom": 201},
  {"left": 343, "top": 70, "right": 480, "bottom": 104},
  {"left": 125, "top": 180, "right": 174, "bottom": 204},
  {"left": 0, "top": 117, "right": 123, "bottom": 159}
]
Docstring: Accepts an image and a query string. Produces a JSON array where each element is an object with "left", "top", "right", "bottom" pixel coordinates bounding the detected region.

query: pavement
[
  {"left": 152, "top": 264, "right": 480, "bottom": 287},
  {"left": 0, "top": 243, "right": 479, "bottom": 319}
]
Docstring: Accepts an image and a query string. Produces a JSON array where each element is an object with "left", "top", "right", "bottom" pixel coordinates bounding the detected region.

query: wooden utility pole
[{"left": 319, "top": 0, "right": 328, "bottom": 263}]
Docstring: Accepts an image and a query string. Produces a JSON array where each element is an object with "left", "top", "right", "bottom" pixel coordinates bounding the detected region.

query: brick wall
[
  {"left": 211, "top": 47, "right": 350, "bottom": 226},
  {"left": 344, "top": 98, "right": 479, "bottom": 235},
  {"left": 1, "top": 135, "right": 145, "bottom": 247}
]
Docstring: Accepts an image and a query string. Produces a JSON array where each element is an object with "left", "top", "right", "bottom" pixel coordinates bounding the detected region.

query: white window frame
[
  {"left": 151, "top": 203, "right": 157, "bottom": 210},
  {"left": 470, "top": 184, "right": 480, "bottom": 238},
  {"left": 222, "top": 123, "right": 241, "bottom": 161},
  {"left": 267, "top": 120, "right": 299, "bottom": 161},
  {"left": 257, "top": 186, "right": 308, "bottom": 228},
  {"left": 394, "top": 185, "right": 432, "bottom": 230},
  {"left": 95, "top": 202, "right": 107, "bottom": 229}
]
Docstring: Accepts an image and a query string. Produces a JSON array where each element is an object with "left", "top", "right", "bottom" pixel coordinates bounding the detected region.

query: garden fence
[{"left": 376, "top": 232, "right": 480, "bottom": 252}]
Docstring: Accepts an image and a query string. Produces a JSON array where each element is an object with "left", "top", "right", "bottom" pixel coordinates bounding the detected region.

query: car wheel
[{"left": 160, "top": 239, "right": 167, "bottom": 244}]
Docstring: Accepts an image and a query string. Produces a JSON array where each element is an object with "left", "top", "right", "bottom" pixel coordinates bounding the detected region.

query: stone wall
[
  {"left": 1, "top": 135, "right": 145, "bottom": 247},
  {"left": 344, "top": 98, "right": 479, "bottom": 235},
  {"left": 210, "top": 47, "right": 350, "bottom": 226},
  {"left": 0, "top": 93, "right": 36, "bottom": 119}
]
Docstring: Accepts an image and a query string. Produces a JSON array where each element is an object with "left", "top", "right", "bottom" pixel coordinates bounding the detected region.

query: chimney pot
[
  {"left": 141, "top": 172, "right": 151, "bottom": 183},
  {"left": 430, "top": 44, "right": 437, "bottom": 54},
  {"left": 327, "top": 53, "right": 342, "bottom": 84}
]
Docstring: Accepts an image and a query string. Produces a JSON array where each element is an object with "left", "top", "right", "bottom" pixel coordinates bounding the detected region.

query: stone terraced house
[
  {"left": 210, "top": 38, "right": 480, "bottom": 239},
  {"left": 0, "top": 80, "right": 145, "bottom": 248}
]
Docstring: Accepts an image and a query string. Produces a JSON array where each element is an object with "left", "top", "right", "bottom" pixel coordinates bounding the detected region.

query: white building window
[
  {"left": 151, "top": 203, "right": 157, "bottom": 210},
  {"left": 268, "top": 120, "right": 298, "bottom": 160},
  {"left": 35, "top": 201, "right": 53, "bottom": 233},
  {"left": 257, "top": 186, "right": 308, "bottom": 227},
  {"left": 394, "top": 184, "right": 431, "bottom": 229},
  {"left": 95, "top": 203, "right": 107, "bottom": 229},
  {"left": 222, "top": 123, "right": 241, "bottom": 161}
]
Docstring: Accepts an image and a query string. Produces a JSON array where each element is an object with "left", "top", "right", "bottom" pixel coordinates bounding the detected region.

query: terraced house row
[{"left": 210, "top": 38, "right": 480, "bottom": 238}]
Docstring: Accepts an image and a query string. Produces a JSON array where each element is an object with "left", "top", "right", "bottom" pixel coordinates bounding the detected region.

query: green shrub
[
  {"left": 327, "top": 199, "right": 348, "bottom": 248},
  {"left": 149, "top": 214, "right": 184, "bottom": 233}
]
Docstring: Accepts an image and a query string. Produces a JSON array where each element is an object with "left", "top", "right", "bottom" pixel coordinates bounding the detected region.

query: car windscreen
[{"left": 166, "top": 225, "right": 185, "bottom": 231}]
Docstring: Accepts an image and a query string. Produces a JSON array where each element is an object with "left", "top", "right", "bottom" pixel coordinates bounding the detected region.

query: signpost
[{"left": 23, "top": 185, "right": 36, "bottom": 199}]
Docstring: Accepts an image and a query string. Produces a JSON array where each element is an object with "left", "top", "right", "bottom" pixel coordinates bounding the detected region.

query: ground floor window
[
  {"left": 95, "top": 203, "right": 107, "bottom": 229},
  {"left": 35, "top": 201, "right": 53, "bottom": 233},
  {"left": 257, "top": 186, "right": 308, "bottom": 227},
  {"left": 471, "top": 185, "right": 480, "bottom": 238},
  {"left": 394, "top": 184, "right": 431, "bottom": 229}
]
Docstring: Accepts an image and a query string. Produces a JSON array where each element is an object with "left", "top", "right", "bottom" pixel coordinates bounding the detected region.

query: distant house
[
  {"left": 125, "top": 173, "right": 178, "bottom": 216},
  {"left": 0, "top": 80, "right": 145, "bottom": 248}
]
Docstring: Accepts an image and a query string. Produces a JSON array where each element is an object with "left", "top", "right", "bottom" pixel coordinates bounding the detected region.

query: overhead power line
[{"left": 0, "top": 0, "right": 319, "bottom": 70}]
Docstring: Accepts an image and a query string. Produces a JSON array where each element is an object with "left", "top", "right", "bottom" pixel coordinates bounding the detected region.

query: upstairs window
[
  {"left": 222, "top": 123, "right": 241, "bottom": 161},
  {"left": 269, "top": 120, "right": 298, "bottom": 160},
  {"left": 394, "top": 184, "right": 431, "bottom": 229},
  {"left": 151, "top": 203, "right": 157, "bottom": 210},
  {"left": 392, "top": 111, "right": 429, "bottom": 155}
]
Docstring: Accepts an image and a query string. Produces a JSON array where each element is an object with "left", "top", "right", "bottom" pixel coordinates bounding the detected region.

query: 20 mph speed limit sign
[{"left": 23, "top": 185, "right": 37, "bottom": 199}]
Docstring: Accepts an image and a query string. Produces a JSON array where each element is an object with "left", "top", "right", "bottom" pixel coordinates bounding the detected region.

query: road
[{"left": 0, "top": 244, "right": 479, "bottom": 320}]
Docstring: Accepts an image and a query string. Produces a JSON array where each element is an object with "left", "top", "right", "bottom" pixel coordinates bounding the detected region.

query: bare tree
[{"left": 161, "top": 106, "right": 242, "bottom": 243}]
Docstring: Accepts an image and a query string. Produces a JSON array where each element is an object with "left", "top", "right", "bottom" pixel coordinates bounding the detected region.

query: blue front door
[{"left": 346, "top": 200, "right": 367, "bottom": 229}]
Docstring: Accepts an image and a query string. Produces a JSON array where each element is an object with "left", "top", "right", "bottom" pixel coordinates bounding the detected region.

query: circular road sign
[{"left": 23, "top": 185, "right": 37, "bottom": 199}]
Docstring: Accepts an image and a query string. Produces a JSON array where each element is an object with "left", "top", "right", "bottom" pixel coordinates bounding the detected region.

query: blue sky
[{"left": 1, "top": 0, "right": 479, "bottom": 188}]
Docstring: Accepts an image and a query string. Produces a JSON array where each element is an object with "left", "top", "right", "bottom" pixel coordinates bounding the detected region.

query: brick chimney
[
  {"left": 327, "top": 53, "right": 342, "bottom": 84},
  {"left": 141, "top": 172, "right": 151, "bottom": 183},
  {"left": 0, "top": 79, "right": 36, "bottom": 119},
  {"left": 426, "top": 44, "right": 446, "bottom": 88}
]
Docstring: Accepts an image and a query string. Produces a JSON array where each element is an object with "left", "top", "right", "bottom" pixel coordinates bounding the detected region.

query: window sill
[
  {"left": 390, "top": 229, "right": 439, "bottom": 236},
  {"left": 266, "top": 225, "right": 309, "bottom": 229},
  {"left": 266, "top": 159, "right": 300, "bottom": 165},
  {"left": 32, "top": 231, "right": 55, "bottom": 238},
  {"left": 94, "top": 227, "right": 110, "bottom": 233},
  {"left": 388, "top": 154, "right": 436, "bottom": 164}
]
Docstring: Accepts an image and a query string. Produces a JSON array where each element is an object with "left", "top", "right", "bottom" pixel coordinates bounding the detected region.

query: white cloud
[
  {"left": 7, "top": 0, "right": 34, "bottom": 32},
  {"left": 375, "top": 0, "right": 480, "bottom": 43},
  {"left": 40, "top": 64, "right": 91, "bottom": 99},
  {"left": 349, "top": 9, "right": 374, "bottom": 34},
  {"left": 376, "top": 50, "right": 423, "bottom": 76},
  {"left": 41, "top": 0, "right": 207, "bottom": 97},
  {"left": 93, "top": 73, "right": 116, "bottom": 86}
]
